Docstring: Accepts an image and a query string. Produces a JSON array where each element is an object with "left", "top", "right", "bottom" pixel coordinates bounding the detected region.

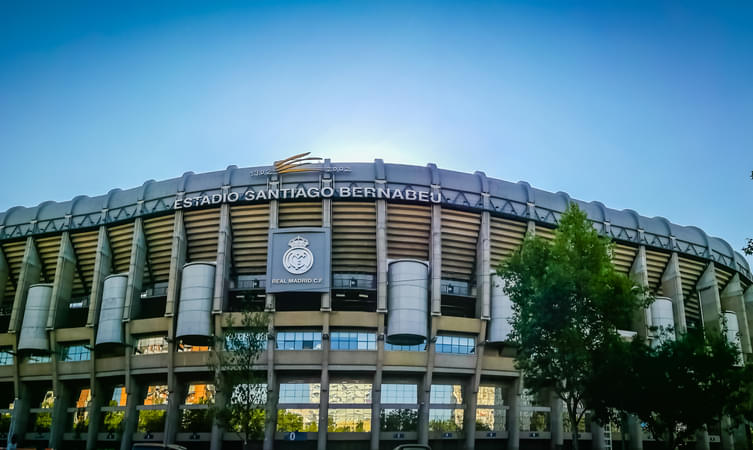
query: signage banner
[{"left": 266, "top": 227, "right": 331, "bottom": 293}]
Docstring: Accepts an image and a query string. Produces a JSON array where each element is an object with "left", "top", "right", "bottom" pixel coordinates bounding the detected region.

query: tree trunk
[{"left": 571, "top": 410, "right": 580, "bottom": 450}]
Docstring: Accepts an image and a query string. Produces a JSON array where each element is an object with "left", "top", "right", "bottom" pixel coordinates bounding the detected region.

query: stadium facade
[{"left": 0, "top": 158, "right": 750, "bottom": 450}]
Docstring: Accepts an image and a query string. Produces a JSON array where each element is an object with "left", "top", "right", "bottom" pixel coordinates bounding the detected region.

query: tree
[
  {"left": 591, "top": 328, "right": 753, "bottom": 450},
  {"left": 209, "top": 309, "right": 269, "bottom": 450},
  {"left": 498, "top": 204, "right": 648, "bottom": 450}
]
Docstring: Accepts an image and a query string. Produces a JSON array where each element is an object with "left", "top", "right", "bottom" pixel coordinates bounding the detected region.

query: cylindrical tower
[
  {"left": 95, "top": 274, "right": 128, "bottom": 348},
  {"left": 386, "top": 260, "right": 428, "bottom": 345},
  {"left": 488, "top": 274, "right": 513, "bottom": 343},
  {"left": 18, "top": 283, "right": 54, "bottom": 354},
  {"left": 176, "top": 262, "right": 216, "bottom": 345}
]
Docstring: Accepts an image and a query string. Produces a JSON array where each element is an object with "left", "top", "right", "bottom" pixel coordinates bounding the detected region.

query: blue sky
[{"left": 0, "top": 1, "right": 751, "bottom": 262}]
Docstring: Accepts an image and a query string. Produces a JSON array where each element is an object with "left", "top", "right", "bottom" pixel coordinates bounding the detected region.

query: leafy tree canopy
[{"left": 498, "top": 203, "right": 648, "bottom": 447}]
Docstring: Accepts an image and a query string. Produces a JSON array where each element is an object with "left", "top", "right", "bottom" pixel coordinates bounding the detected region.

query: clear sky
[{"left": 0, "top": 1, "right": 751, "bottom": 263}]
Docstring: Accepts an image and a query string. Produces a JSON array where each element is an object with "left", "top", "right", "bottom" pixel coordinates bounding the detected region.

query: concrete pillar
[
  {"left": 721, "top": 274, "right": 751, "bottom": 356},
  {"left": 0, "top": 246, "right": 8, "bottom": 305},
  {"left": 507, "top": 376, "right": 521, "bottom": 450},
  {"left": 697, "top": 263, "right": 722, "bottom": 332},
  {"left": 86, "top": 377, "right": 106, "bottom": 450},
  {"left": 165, "top": 211, "right": 186, "bottom": 317},
  {"left": 465, "top": 321, "right": 487, "bottom": 450},
  {"left": 119, "top": 372, "right": 141, "bottom": 450},
  {"left": 721, "top": 416, "right": 735, "bottom": 450},
  {"left": 430, "top": 204, "right": 442, "bottom": 315},
  {"left": 419, "top": 319, "right": 437, "bottom": 446},
  {"left": 477, "top": 211, "right": 491, "bottom": 320},
  {"left": 629, "top": 246, "right": 651, "bottom": 340},
  {"left": 745, "top": 286, "right": 753, "bottom": 356},
  {"left": 376, "top": 199, "right": 387, "bottom": 313},
  {"left": 627, "top": 414, "right": 644, "bottom": 450},
  {"left": 9, "top": 237, "right": 42, "bottom": 333},
  {"left": 213, "top": 203, "right": 232, "bottom": 314},
  {"left": 318, "top": 312, "right": 330, "bottom": 450},
  {"left": 123, "top": 218, "right": 146, "bottom": 321},
  {"left": 263, "top": 313, "right": 277, "bottom": 450},
  {"left": 695, "top": 426, "right": 710, "bottom": 450},
  {"left": 49, "top": 378, "right": 72, "bottom": 449},
  {"left": 87, "top": 226, "right": 112, "bottom": 327},
  {"left": 47, "top": 232, "right": 77, "bottom": 329},
  {"left": 661, "top": 253, "right": 687, "bottom": 334},
  {"left": 8, "top": 384, "right": 31, "bottom": 447},
  {"left": 549, "top": 391, "right": 563, "bottom": 450},
  {"left": 591, "top": 421, "right": 606, "bottom": 450},
  {"left": 370, "top": 314, "right": 385, "bottom": 450}
]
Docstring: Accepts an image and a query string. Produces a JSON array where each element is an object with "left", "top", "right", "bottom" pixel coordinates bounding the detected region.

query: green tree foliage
[
  {"left": 210, "top": 309, "right": 269, "bottom": 449},
  {"left": 137, "top": 410, "right": 166, "bottom": 433},
  {"left": 276, "top": 410, "right": 305, "bottom": 432},
  {"left": 591, "top": 329, "right": 753, "bottom": 450},
  {"left": 498, "top": 204, "right": 648, "bottom": 450},
  {"left": 103, "top": 400, "right": 124, "bottom": 433}
]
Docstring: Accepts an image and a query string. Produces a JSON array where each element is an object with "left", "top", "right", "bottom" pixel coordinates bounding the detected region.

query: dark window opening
[
  {"left": 136, "top": 284, "right": 167, "bottom": 319},
  {"left": 275, "top": 292, "right": 321, "bottom": 311},
  {"left": 332, "top": 291, "right": 376, "bottom": 312},
  {"left": 441, "top": 295, "right": 476, "bottom": 318}
]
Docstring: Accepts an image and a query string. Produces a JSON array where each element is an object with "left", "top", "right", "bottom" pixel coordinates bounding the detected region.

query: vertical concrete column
[
  {"left": 49, "top": 377, "right": 72, "bottom": 449},
  {"left": 213, "top": 202, "right": 232, "bottom": 314},
  {"left": 720, "top": 416, "right": 735, "bottom": 450},
  {"left": 9, "top": 237, "right": 42, "bottom": 333},
  {"left": 48, "top": 231, "right": 77, "bottom": 329},
  {"left": 745, "top": 286, "right": 753, "bottom": 355},
  {"left": 165, "top": 211, "right": 186, "bottom": 317},
  {"left": 376, "top": 197, "right": 388, "bottom": 313},
  {"left": 549, "top": 391, "right": 563, "bottom": 450},
  {"left": 419, "top": 320, "right": 438, "bottom": 445},
  {"left": 661, "top": 253, "right": 687, "bottom": 334},
  {"left": 477, "top": 210, "right": 491, "bottom": 320},
  {"left": 591, "top": 421, "right": 606, "bottom": 450},
  {"left": 370, "top": 314, "right": 385, "bottom": 450},
  {"left": 8, "top": 383, "right": 31, "bottom": 448},
  {"left": 120, "top": 368, "right": 141, "bottom": 450},
  {"left": 465, "top": 321, "right": 487, "bottom": 450},
  {"left": 372, "top": 195, "right": 388, "bottom": 450},
  {"left": 123, "top": 218, "right": 146, "bottom": 321},
  {"left": 86, "top": 377, "right": 106, "bottom": 450},
  {"left": 321, "top": 179, "right": 332, "bottom": 312},
  {"left": 318, "top": 313, "right": 330, "bottom": 450},
  {"left": 87, "top": 226, "right": 112, "bottom": 327},
  {"left": 695, "top": 426, "right": 710, "bottom": 450},
  {"left": 507, "top": 376, "right": 521, "bottom": 450},
  {"left": 721, "top": 274, "right": 751, "bottom": 356},
  {"left": 263, "top": 193, "right": 279, "bottom": 450},
  {"left": 430, "top": 204, "right": 442, "bottom": 315},
  {"left": 627, "top": 245, "right": 648, "bottom": 450},
  {"left": 697, "top": 263, "right": 722, "bottom": 332},
  {"left": 629, "top": 246, "right": 651, "bottom": 340},
  {"left": 0, "top": 247, "right": 8, "bottom": 305},
  {"left": 210, "top": 365, "right": 226, "bottom": 450},
  {"left": 263, "top": 315, "right": 277, "bottom": 450},
  {"left": 627, "top": 415, "right": 644, "bottom": 450}
]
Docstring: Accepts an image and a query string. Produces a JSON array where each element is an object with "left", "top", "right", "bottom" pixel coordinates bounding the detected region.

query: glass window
[
  {"left": 225, "top": 331, "right": 268, "bottom": 351},
  {"left": 329, "top": 383, "right": 371, "bottom": 404},
  {"left": 60, "top": 343, "right": 91, "bottom": 362},
  {"left": 330, "top": 331, "right": 376, "bottom": 350},
  {"left": 178, "top": 342, "right": 210, "bottom": 352},
  {"left": 277, "top": 409, "right": 319, "bottom": 432},
  {"left": 143, "top": 385, "right": 168, "bottom": 405},
  {"left": 75, "top": 388, "right": 91, "bottom": 408},
  {"left": 276, "top": 331, "right": 322, "bottom": 350},
  {"left": 436, "top": 335, "right": 475, "bottom": 355},
  {"left": 137, "top": 410, "right": 166, "bottom": 432},
  {"left": 429, "top": 409, "right": 464, "bottom": 432},
  {"left": 328, "top": 408, "right": 371, "bottom": 432},
  {"left": 0, "top": 347, "right": 13, "bottom": 365},
  {"left": 26, "top": 354, "right": 51, "bottom": 364},
  {"left": 135, "top": 335, "right": 168, "bottom": 354},
  {"left": 381, "top": 384, "right": 417, "bottom": 404},
  {"left": 521, "top": 410, "right": 550, "bottom": 432},
  {"left": 279, "top": 383, "right": 321, "bottom": 404},
  {"left": 380, "top": 409, "right": 418, "bottom": 431},
  {"left": 477, "top": 386, "right": 506, "bottom": 406},
  {"left": 230, "top": 383, "right": 267, "bottom": 406},
  {"left": 385, "top": 340, "right": 426, "bottom": 352},
  {"left": 476, "top": 407, "right": 506, "bottom": 431},
  {"left": 185, "top": 383, "right": 215, "bottom": 405},
  {"left": 111, "top": 385, "right": 127, "bottom": 407},
  {"left": 430, "top": 384, "right": 463, "bottom": 404}
]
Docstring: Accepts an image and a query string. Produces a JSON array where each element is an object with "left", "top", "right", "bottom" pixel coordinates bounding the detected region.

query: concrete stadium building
[{"left": 0, "top": 158, "right": 750, "bottom": 450}]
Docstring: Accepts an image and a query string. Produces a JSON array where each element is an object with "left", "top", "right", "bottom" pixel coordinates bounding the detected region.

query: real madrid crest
[{"left": 282, "top": 235, "right": 314, "bottom": 274}]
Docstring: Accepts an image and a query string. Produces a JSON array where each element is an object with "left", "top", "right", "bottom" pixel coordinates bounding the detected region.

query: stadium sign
[{"left": 267, "top": 228, "right": 331, "bottom": 293}]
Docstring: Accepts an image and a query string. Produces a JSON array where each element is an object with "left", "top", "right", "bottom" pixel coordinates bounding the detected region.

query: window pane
[
  {"left": 380, "top": 408, "right": 418, "bottom": 431},
  {"left": 327, "top": 408, "right": 371, "bottom": 432},
  {"left": 279, "top": 383, "right": 321, "bottom": 404},
  {"left": 135, "top": 335, "right": 168, "bottom": 354},
  {"left": 429, "top": 409, "right": 464, "bottom": 431},
  {"left": 143, "top": 385, "right": 168, "bottom": 405},
  {"left": 381, "top": 384, "right": 418, "bottom": 404},
  {"left": 521, "top": 411, "right": 550, "bottom": 432},
  {"left": 277, "top": 409, "right": 319, "bottom": 432},
  {"left": 430, "top": 384, "right": 463, "bottom": 404},
  {"left": 185, "top": 383, "right": 215, "bottom": 405},
  {"left": 476, "top": 407, "right": 506, "bottom": 431},
  {"left": 329, "top": 383, "right": 371, "bottom": 404}
]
